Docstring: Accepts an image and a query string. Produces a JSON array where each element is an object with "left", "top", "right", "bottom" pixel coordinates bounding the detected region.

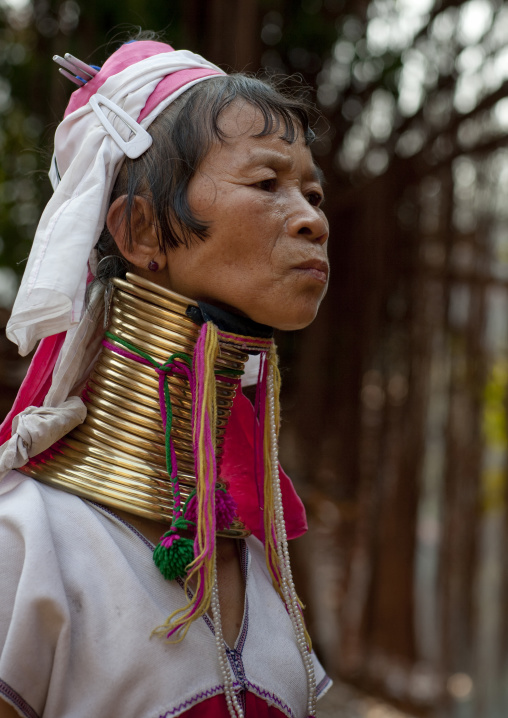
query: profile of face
[{"left": 108, "top": 101, "right": 329, "bottom": 331}]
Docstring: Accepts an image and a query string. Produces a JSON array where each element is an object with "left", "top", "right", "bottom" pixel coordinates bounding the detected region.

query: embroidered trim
[
  {"left": 158, "top": 684, "right": 224, "bottom": 717},
  {"left": 225, "top": 544, "right": 249, "bottom": 685},
  {"left": 233, "top": 592, "right": 249, "bottom": 655},
  {"left": 0, "top": 679, "right": 40, "bottom": 718},
  {"left": 246, "top": 681, "right": 296, "bottom": 718},
  {"left": 226, "top": 646, "right": 248, "bottom": 689},
  {"left": 316, "top": 674, "right": 332, "bottom": 698},
  {"left": 216, "top": 330, "right": 273, "bottom": 353},
  {"left": 234, "top": 541, "right": 249, "bottom": 654}
]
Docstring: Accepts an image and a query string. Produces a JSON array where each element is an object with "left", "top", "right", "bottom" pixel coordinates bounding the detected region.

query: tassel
[
  {"left": 153, "top": 529, "right": 195, "bottom": 581},
  {"left": 214, "top": 487, "right": 238, "bottom": 531},
  {"left": 185, "top": 486, "right": 237, "bottom": 531},
  {"left": 152, "top": 322, "right": 220, "bottom": 642}
]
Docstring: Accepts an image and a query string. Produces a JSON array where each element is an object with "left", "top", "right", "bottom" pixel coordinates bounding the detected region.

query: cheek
[
  {"left": 221, "top": 189, "right": 283, "bottom": 232},
  {"left": 212, "top": 222, "right": 279, "bottom": 273},
  {"left": 167, "top": 194, "right": 287, "bottom": 300}
]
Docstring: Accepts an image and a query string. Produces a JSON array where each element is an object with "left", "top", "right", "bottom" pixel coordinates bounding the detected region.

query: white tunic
[{"left": 0, "top": 471, "right": 330, "bottom": 718}]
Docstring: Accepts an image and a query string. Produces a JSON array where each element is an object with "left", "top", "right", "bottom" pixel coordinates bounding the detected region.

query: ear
[{"left": 106, "top": 195, "right": 167, "bottom": 273}]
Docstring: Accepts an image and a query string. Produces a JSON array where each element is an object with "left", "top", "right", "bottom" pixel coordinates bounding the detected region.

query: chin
[
  {"left": 268, "top": 305, "right": 322, "bottom": 332},
  {"left": 241, "top": 289, "right": 327, "bottom": 331}
]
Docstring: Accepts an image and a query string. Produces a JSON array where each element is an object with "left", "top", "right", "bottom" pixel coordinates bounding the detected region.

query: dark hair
[{"left": 95, "top": 72, "right": 317, "bottom": 282}]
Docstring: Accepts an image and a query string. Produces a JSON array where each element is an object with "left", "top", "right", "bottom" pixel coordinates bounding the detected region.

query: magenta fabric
[
  {"left": 0, "top": 271, "right": 97, "bottom": 444},
  {"left": 221, "top": 389, "right": 308, "bottom": 542},
  {"left": 137, "top": 66, "right": 221, "bottom": 121},
  {"left": 63, "top": 40, "right": 221, "bottom": 121},
  {"left": 0, "top": 332, "right": 65, "bottom": 444},
  {"left": 181, "top": 691, "right": 288, "bottom": 717}
]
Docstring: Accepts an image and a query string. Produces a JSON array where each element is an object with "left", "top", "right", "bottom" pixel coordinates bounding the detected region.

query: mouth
[{"left": 293, "top": 259, "right": 329, "bottom": 284}]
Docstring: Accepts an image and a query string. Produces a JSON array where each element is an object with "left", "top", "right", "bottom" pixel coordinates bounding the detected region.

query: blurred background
[{"left": 1, "top": 0, "right": 508, "bottom": 715}]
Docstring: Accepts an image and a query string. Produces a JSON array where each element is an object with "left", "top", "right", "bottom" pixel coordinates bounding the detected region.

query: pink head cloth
[
  {"left": 64, "top": 40, "right": 222, "bottom": 121},
  {"left": 0, "top": 41, "right": 221, "bottom": 443}
]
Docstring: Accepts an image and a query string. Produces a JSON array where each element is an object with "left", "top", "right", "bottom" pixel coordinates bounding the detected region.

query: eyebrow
[
  {"left": 246, "top": 150, "right": 293, "bottom": 171},
  {"left": 245, "top": 150, "right": 325, "bottom": 185}
]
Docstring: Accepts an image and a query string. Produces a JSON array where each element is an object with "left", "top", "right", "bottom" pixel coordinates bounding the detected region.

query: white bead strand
[
  {"left": 267, "top": 364, "right": 317, "bottom": 717},
  {"left": 211, "top": 558, "right": 245, "bottom": 718}
]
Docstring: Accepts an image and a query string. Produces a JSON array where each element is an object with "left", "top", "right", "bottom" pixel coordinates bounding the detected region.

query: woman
[{"left": 0, "top": 37, "right": 330, "bottom": 718}]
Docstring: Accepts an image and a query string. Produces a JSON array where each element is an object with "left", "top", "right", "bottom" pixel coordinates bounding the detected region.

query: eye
[
  {"left": 256, "top": 178, "right": 277, "bottom": 192},
  {"left": 306, "top": 191, "right": 324, "bottom": 207}
]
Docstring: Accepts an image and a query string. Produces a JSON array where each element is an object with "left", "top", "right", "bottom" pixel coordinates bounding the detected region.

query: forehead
[
  {"left": 211, "top": 101, "right": 319, "bottom": 178},
  {"left": 217, "top": 99, "right": 289, "bottom": 133}
]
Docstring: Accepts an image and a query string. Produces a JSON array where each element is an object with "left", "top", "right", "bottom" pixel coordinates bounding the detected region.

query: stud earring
[{"left": 148, "top": 260, "right": 159, "bottom": 272}]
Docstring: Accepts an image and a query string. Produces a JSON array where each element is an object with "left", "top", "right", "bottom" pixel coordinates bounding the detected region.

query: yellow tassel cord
[
  {"left": 263, "top": 341, "right": 312, "bottom": 651},
  {"left": 152, "top": 322, "right": 219, "bottom": 642}
]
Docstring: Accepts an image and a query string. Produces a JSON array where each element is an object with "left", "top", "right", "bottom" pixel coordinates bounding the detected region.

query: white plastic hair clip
[
  {"left": 89, "top": 94, "right": 153, "bottom": 159},
  {"left": 53, "top": 53, "right": 99, "bottom": 86}
]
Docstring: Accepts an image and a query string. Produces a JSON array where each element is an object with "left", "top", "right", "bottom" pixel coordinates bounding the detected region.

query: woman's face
[{"left": 164, "top": 101, "right": 329, "bottom": 331}]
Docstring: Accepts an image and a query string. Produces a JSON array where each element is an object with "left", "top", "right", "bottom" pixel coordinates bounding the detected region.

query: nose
[{"left": 285, "top": 197, "right": 328, "bottom": 245}]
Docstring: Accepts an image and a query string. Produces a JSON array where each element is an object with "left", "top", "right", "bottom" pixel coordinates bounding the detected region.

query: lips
[{"left": 294, "top": 258, "right": 329, "bottom": 283}]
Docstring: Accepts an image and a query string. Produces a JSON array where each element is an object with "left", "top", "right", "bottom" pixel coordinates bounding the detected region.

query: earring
[{"left": 148, "top": 260, "right": 159, "bottom": 272}]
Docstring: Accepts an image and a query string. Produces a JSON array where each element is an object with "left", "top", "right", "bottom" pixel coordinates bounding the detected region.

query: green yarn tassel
[{"left": 153, "top": 532, "right": 195, "bottom": 581}]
